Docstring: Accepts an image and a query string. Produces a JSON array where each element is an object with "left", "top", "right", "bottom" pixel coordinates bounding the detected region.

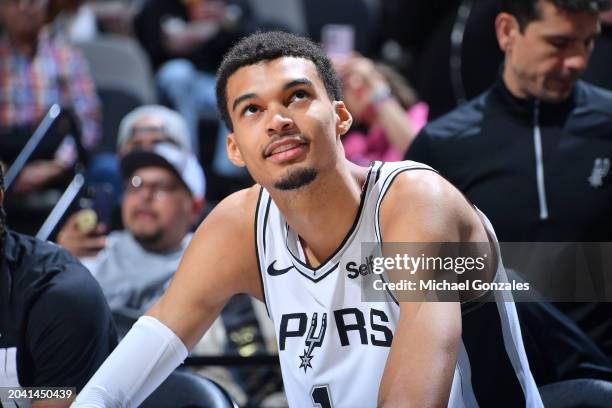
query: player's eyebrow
[
  {"left": 232, "top": 78, "right": 315, "bottom": 112},
  {"left": 282, "top": 78, "right": 314, "bottom": 91},
  {"left": 232, "top": 92, "right": 258, "bottom": 112}
]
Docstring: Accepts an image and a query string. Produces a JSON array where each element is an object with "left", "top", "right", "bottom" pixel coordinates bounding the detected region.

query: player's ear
[
  {"left": 496, "top": 12, "right": 519, "bottom": 53},
  {"left": 227, "top": 132, "right": 246, "bottom": 167},
  {"left": 333, "top": 101, "right": 352, "bottom": 140}
]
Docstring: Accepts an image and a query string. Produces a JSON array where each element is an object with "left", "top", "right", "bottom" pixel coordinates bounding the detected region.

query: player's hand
[
  {"left": 57, "top": 211, "right": 107, "bottom": 258},
  {"left": 12, "top": 160, "right": 66, "bottom": 194}
]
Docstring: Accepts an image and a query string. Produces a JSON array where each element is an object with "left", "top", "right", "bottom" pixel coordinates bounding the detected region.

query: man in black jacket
[
  {"left": 406, "top": 0, "right": 612, "bottom": 386},
  {"left": 0, "top": 166, "right": 117, "bottom": 407}
]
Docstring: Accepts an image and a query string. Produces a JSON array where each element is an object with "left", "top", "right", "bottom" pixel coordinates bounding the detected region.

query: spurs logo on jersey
[
  {"left": 299, "top": 313, "right": 326, "bottom": 373},
  {"left": 280, "top": 309, "right": 394, "bottom": 374},
  {"left": 256, "top": 161, "right": 543, "bottom": 407}
]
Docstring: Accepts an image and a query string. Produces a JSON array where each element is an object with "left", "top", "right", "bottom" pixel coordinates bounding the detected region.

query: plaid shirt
[{"left": 0, "top": 29, "right": 101, "bottom": 165}]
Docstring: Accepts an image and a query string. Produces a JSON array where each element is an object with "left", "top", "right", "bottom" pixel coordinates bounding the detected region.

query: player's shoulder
[
  {"left": 191, "top": 185, "right": 260, "bottom": 247},
  {"left": 203, "top": 185, "right": 259, "bottom": 223},
  {"left": 384, "top": 166, "right": 458, "bottom": 209},
  {"left": 379, "top": 165, "right": 475, "bottom": 239}
]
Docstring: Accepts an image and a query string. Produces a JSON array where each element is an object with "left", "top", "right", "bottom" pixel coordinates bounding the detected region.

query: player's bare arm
[
  {"left": 377, "top": 169, "right": 488, "bottom": 407},
  {"left": 147, "top": 184, "right": 263, "bottom": 349},
  {"left": 72, "top": 185, "right": 263, "bottom": 407}
]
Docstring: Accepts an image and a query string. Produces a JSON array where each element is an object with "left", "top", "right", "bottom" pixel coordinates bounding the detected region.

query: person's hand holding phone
[
  {"left": 57, "top": 210, "right": 107, "bottom": 258},
  {"left": 336, "top": 54, "right": 391, "bottom": 122}
]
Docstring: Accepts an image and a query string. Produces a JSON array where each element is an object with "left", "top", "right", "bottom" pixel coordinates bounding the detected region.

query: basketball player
[{"left": 74, "top": 31, "right": 541, "bottom": 407}]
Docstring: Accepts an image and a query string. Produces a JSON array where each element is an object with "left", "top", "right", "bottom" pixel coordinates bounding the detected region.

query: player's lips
[{"left": 265, "top": 137, "right": 308, "bottom": 163}]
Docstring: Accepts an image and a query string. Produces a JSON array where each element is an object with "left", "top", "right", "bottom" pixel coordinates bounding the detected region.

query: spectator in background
[
  {"left": 84, "top": 104, "right": 194, "bottom": 211},
  {"left": 406, "top": 0, "right": 612, "bottom": 388},
  {"left": 0, "top": 165, "right": 117, "bottom": 405},
  {"left": 57, "top": 140, "right": 278, "bottom": 404},
  {"left": 57, "top": 143, "right": 205, "bottom": 324},
  {"left": 335, "top": 54, "right": 428, "bottom": 165},
  {"left": 134, "top": 0, "right": 254, "bottom": 163},
  {"left": 0, "top": 0, "right": 101, "bottom": 194},
  {"left": 116, "top": 104, "right": 193, "bottom": 157}
]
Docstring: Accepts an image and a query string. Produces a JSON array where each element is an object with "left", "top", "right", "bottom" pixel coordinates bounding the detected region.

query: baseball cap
[
  {"left": 120, "top": 143, "right": 206, "bottom": 201},
  {"left": 117, "top": 105, "right": 192, "bottom": 151}
]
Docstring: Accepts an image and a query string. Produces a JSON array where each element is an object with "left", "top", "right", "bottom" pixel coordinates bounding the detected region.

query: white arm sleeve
[{"left": 72, "top": 315, "right": 189, "bottom": 408}]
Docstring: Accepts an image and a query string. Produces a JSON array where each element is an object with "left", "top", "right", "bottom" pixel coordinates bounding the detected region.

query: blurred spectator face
[
  {"left": 122, "top": 166, "right": 197, "bottom": 250},
  {"left": 341, "top": 77, "right": 376, "bottom": 125},
  {"left": 120, "top": 117, "right": 179, "bottom": 157},
  {"left": 498, "top": 0, "right": 600, "bottom": 102},
  {"left": 0, "top": 0, "right": 48, "bottom": 41}
]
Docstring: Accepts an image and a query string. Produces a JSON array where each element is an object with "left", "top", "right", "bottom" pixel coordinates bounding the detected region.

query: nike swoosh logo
[{"left": 267, "top": 260, "right": 294, "bottom": 276}]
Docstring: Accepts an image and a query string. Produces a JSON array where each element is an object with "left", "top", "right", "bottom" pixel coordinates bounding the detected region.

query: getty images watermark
[
  {"left": 368, "top": 253, "right": 529, "bottom": 293},
  {"left": 358, "top": 242, "right": 533, "bottom": 303},
  {"left": 360, "top": 242, "right": 612, "bottom": 303}
]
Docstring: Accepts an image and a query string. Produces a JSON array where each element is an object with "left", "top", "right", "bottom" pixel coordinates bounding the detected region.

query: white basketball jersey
[{"left": 255, "top": 161, "right": 543, "bottom": 408}]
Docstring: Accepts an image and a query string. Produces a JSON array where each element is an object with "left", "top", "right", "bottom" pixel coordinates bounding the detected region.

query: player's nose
[{"left": 267, "top": 105, "right": 295, "bottom": 136}]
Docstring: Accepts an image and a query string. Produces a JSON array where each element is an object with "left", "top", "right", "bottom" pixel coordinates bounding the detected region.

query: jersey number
[{"left": 311, "top": 385, "right": 333, "bottom": 408}]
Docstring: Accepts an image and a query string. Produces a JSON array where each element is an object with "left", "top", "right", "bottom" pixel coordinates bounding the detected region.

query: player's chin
[{"left": 273, "top": 166, "right": 318, "bottom": 191}]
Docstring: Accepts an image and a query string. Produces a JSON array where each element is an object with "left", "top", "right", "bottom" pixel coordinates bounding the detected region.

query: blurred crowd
[{"left": 2, "top": 0, "right": 612, "bottom": 407}]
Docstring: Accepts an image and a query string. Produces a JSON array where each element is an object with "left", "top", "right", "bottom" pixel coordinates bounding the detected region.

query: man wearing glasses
[{"left": 57, "top": 142, "right": 205, "bottom": 326}]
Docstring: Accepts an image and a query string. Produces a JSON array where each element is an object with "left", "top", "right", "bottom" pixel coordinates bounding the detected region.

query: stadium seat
[
  {"left": 247, "top": 0, "right": 307, "bottom": 34},
  {"left": 77, "top": 34, "right": 156, "bottom": 152},
  {"left": 539, "top": 379, "right": 612, "bottom": 408},
  {"left": 141, "top": 369, "right": 239, "bottom": 408},
  {"left": 76, "top": 34, "right": 155, "bottom": 105}
]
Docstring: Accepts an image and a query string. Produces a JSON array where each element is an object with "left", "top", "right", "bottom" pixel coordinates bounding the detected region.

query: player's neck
[{"left": 272, "top": 161, "right": 368, "bottom": 267}]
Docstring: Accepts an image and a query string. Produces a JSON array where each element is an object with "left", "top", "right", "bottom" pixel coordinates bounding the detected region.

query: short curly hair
[
  {"left": 215, "top": 31, "right": 343, "bottom": 131},
  {"left": 498, "top": 0, "right": 611, "bottom": 31}
]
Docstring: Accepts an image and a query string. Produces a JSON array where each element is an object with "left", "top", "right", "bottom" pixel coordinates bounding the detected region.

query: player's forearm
[
  {"left": 377, "top": 301, "right": 460, "bottom": 408},
  {"left": 72, "top": 316, "right": 188, "bottom": 407}
]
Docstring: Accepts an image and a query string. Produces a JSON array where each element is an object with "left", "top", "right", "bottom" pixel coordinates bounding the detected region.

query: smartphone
[
  {"left": 78, "top": 183, "right": 115, "bottom": 228},
  {"left": 321, "top": 24, "right": 355, "bottom": 61}
]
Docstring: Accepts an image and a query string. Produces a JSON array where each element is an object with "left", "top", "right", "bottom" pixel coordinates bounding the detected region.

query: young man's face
[
  {"left": 225, "top": 56, "right": 351, "bottom": 191},
  {"left": 501, "top": 0, "right": 600, "bottom": 102}
]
